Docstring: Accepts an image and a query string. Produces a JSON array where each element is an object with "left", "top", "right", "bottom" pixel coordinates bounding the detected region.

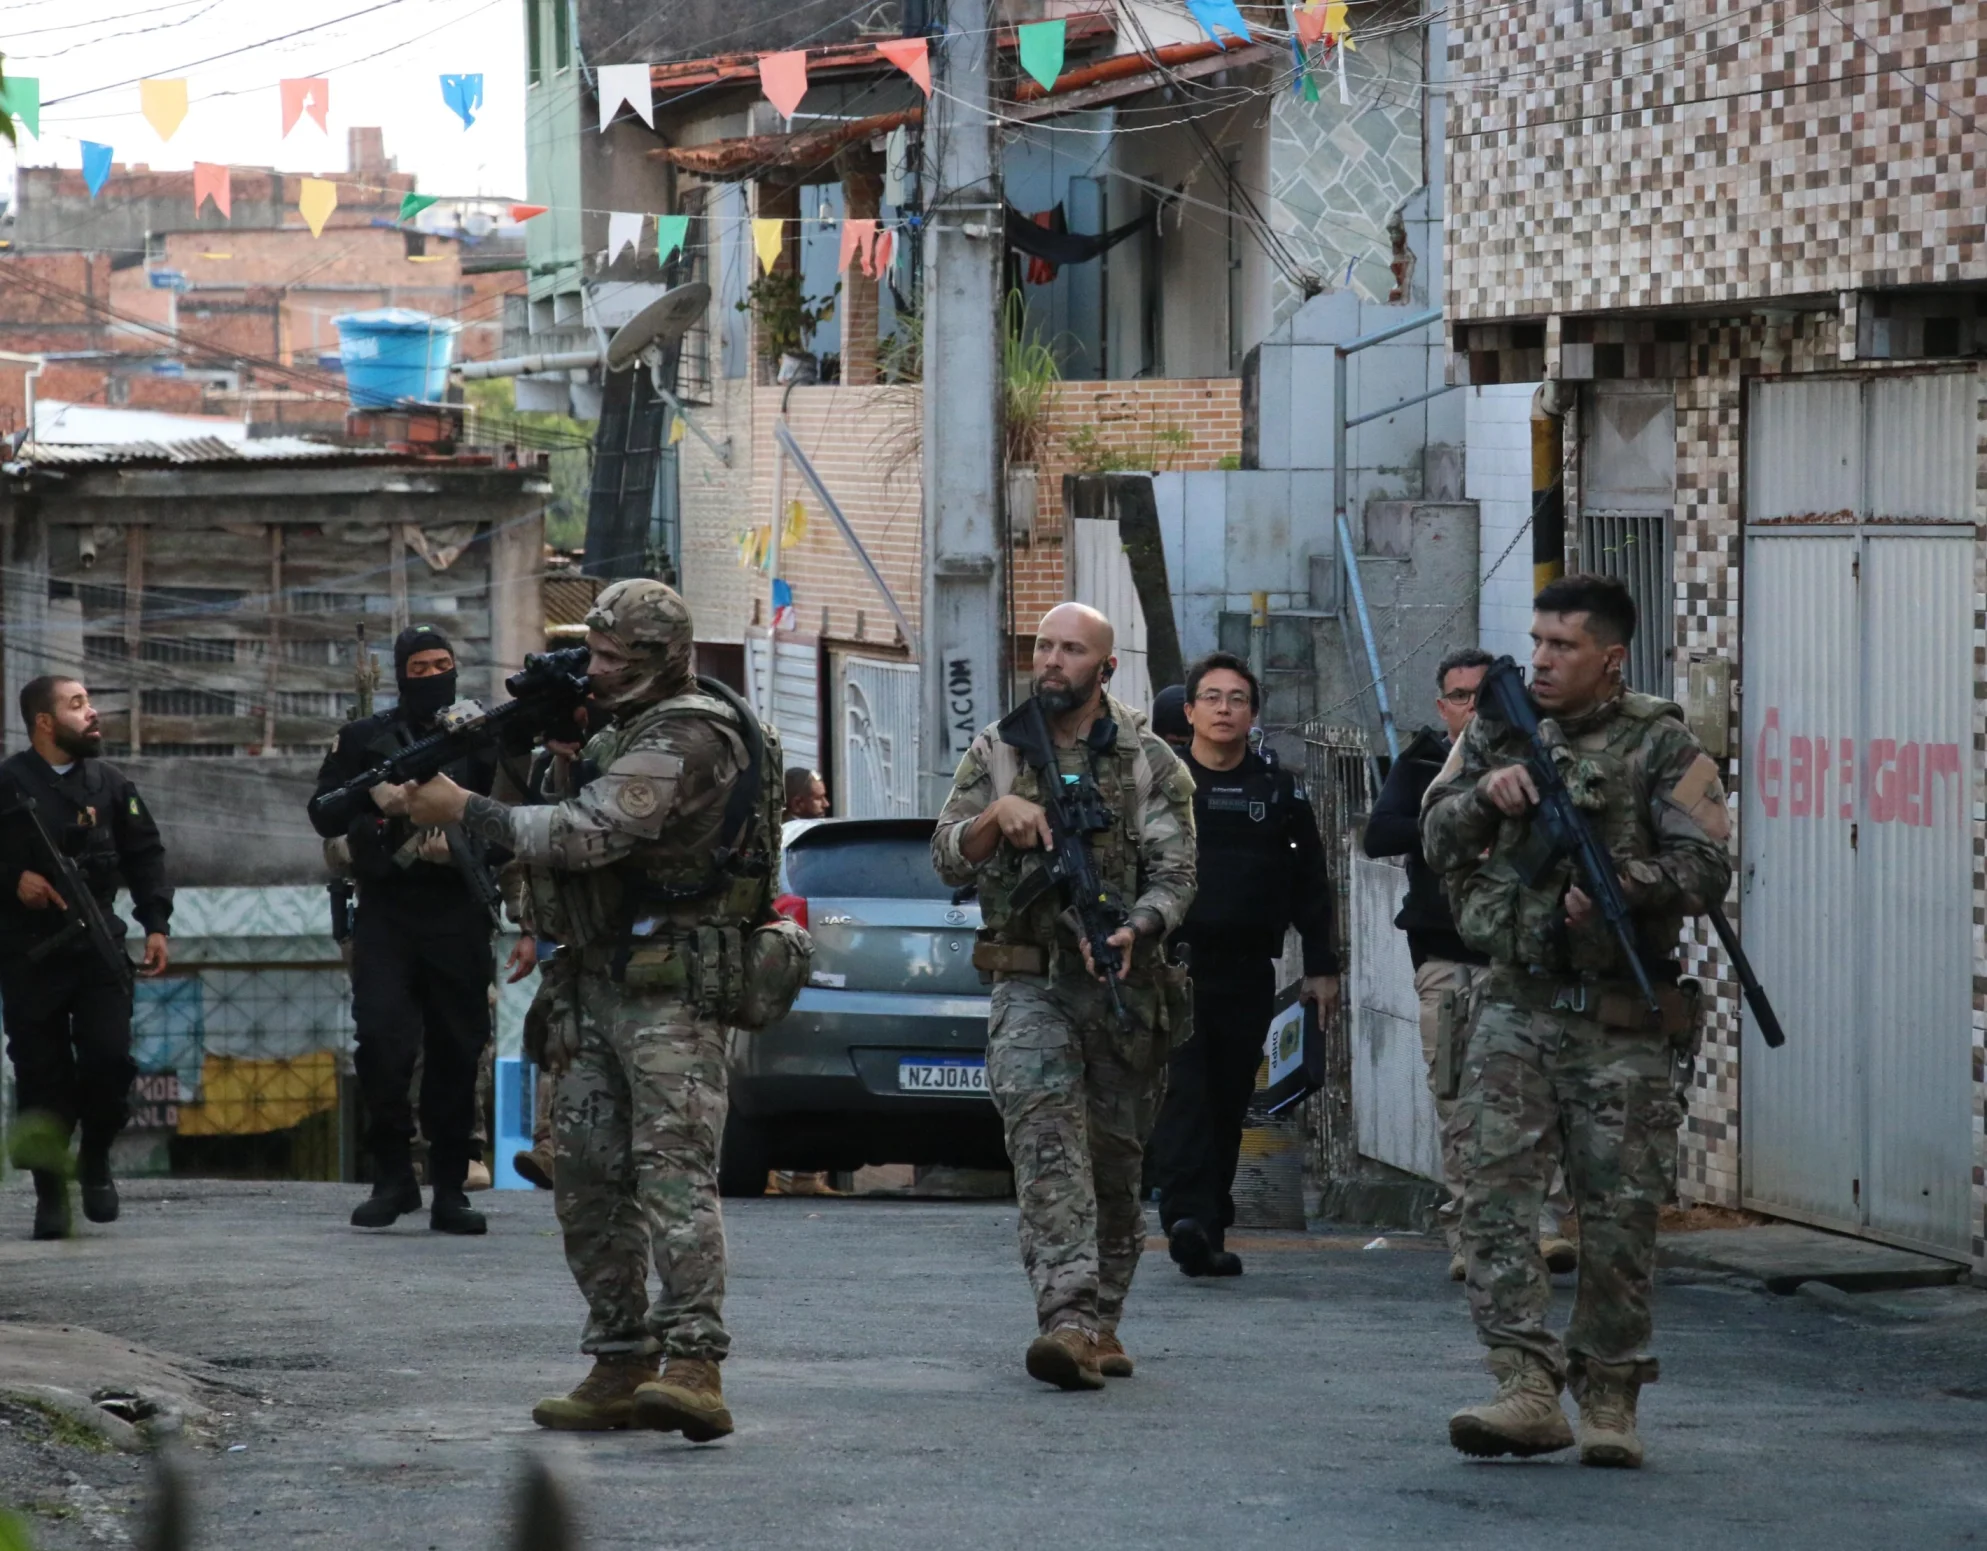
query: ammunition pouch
[
  {"left": 583, "top": 917, "right": 812, "bottom": 1032},
  {"left": 1491, "top": 967, "right": 1698, "bottom": 1040}
]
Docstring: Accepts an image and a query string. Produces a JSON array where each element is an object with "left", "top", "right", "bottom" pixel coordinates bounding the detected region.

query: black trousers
[
  {"left": 1149, "top": 958, "right": 1277, "bottom": 1249},
  {"left": 1, "top": 948, "right": 136, "bottom": 1153},
  {"left": 350, "top": 911, "right": 492, "bottom": 1191}
]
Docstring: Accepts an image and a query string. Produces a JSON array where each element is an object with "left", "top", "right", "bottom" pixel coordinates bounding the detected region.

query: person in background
[
  {"left": 1149, "top": 685, "right": 1190, "bottom": 753},
  {"left": 783, "top": 767, "right": 829, "bottom": 821},
  {"left": 1364, "top": 649, "right": 1579, "bottom": 1281},
  {"left": 1148, "top": 652, "right": 1338, "bottom": 1279}
]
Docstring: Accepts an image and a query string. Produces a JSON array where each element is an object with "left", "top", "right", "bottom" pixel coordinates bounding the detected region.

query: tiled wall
[{"left": 1445, "top": 1, "right": 1987, "bottom": 323}]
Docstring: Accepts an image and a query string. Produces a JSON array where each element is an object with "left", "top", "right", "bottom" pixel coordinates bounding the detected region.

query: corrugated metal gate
[
  {"left": 1739, "top": 373, "right": 1976, "bottom": 1259},
  {"left": 1067, "top": 517, "right": 1152, "bottom": 710},
  {"left": 838, "top": 655, "right": 919, "bottom": 818},
  {"left": 745, "top": 628, "right": 820, "bottom": 776}
]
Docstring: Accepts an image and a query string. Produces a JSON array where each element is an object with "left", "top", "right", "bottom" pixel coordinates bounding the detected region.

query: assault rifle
[
  {"left": 0, "top": 785, "right": 135, "bottom": 995},
  {"left": 998, "top": 695, "right": 1135, "bottom": 1031},
  {"left": 1476, "top": 657, "right": 1785, "bottom": 1048},
  {"left": 308, "top": 646, "right": 591, "bottom": 835}
]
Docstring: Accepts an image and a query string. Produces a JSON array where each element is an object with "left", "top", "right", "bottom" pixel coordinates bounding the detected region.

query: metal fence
[{"left": 1298, "top": 723, "right": 1376, "bottom": 1188}]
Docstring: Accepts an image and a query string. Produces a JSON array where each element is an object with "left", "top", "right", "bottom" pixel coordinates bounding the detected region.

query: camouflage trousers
[
  {"left": 1415, "top": 960, "right": 1571, "bottom": 1252},
  {"left": 551, "top": 974, "right": 731, "bottom": 1362},
  {"left": 986, "top": 974, "right": 1168, "bottom": 1338},
  {"left": 1449, "top": 993, "right": 1684, "bottom": 1381}
]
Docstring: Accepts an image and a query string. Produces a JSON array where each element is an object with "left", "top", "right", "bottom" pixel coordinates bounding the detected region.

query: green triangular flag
[
  {"left": 1302, "top": 69, "right": 1319, "bottom": 103},
  {"left": 0, "top": 76, "right": 41, "bottom": 140},
  {"left": 656, "top": 213, "right": 690, "bottom": 265},
  {"left": 399, "top": 192, "right": 440, "bottom": 222},
  {"left": 1017, "top": 20, "right": 1066, "bottom": 92}
]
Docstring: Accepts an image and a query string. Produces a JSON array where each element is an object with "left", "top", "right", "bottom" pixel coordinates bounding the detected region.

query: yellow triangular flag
[
  {"left": 668, "top": 415, "right": 686, "bottom": 446},
  {"left": 140, "top": 78, "right": 188, "bottom": 141},
  {"left": 1324, "top": 1, "right": 1356, "bottom": 48},
  {"left": 753, "top": 217, "right": 784, "bottom": 276},
  {"left": 298, "top": 177, "right": 338, "bottom": 237}
]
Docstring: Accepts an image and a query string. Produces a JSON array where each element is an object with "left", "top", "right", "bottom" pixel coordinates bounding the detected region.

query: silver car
[{"left": 717, "top": 817, "right": 1005, "bottom": 1195}]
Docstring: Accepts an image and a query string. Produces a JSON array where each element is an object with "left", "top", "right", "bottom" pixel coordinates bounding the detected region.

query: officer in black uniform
[
  {"left": 310, "top": 625, "right": 502, "bottom": 1235},
  {"left": 1148, "top": 651, "right": 1340, "bottom": 1277},
  {"left": 0, "top": 675, "right": 171, "bottom": 1240}
]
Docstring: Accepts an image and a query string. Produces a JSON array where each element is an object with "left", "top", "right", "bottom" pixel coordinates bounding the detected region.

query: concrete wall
[{"left": 1464, "top": 383, "right": 1537, "bottom": 666}]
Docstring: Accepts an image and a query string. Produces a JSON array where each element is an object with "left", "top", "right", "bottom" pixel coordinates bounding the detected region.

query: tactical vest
[
  {"left": 1452, "top": 690, "right": 1688, "bottom": 980},
  {"left": 975, "top": 695, "right": 1151, "bottom": 955}
]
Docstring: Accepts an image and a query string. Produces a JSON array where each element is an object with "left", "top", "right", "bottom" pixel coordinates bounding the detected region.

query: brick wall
[{"left": 1447, "top": 0, "right": 1987, "bottom": 323}]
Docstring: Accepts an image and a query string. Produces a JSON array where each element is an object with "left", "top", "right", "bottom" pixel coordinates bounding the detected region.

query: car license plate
[{"left": 898, "top": 1058, "right": 989, "bottom": 1095}]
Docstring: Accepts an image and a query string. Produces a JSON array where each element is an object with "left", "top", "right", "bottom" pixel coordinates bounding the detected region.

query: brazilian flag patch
[{"left": 129, "top": 796, "right": 141, "bottom": 818}]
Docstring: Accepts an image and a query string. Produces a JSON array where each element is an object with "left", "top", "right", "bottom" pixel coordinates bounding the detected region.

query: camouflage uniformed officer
[
  {"left": 932, "top": 603, "right": 1197, "bottom": 1392},
  {"left": 405, "top": 578, "right": 789, "bottom": 1443},
  {"left": 1420, "top": 574, "right": 1732, "bottom": 1469}
]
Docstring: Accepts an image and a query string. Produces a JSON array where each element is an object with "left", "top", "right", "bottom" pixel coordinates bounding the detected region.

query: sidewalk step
[{"left": 1658, "top": 1223, "right": 1966, "bottom": 1295}]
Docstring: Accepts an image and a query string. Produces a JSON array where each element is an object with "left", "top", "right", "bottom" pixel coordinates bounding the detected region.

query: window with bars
[
  {"left": 1578, "top": 512, "right": 1674, "bottom": 695},
  {"left": 670, "top": 185, "right": 713, "bottom": 406},
  {"left": 141, "top": 689, "right": 237, "bottom": 717}
]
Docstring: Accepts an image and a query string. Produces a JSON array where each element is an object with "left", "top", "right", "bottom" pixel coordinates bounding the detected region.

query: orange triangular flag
[
  {"left": 280, "top": 78, "right": 330, "bottom": 136},
  {"left": 758, "top": 51, "right": 809, "bottom": 118},
  {"left": 875, "top": 37, "right": 931, "bottom": 95},
  {"left": 193, "top": 161, "right": 231, "bottom": 219},
  {"left": 140, "top": 78, "right": 188, "bottom": 141},
  {"left": 839, "top": 218, "right": 877, "bottom": 275},
  {"left": 866, "top": 227, "right": 894, "bottom": 278},
  {"left": 510, "top": 203, "right": 548, "bottom": 221},
  {"left": 1295, "top": 3, "right": 1327, "bottom": 46}
]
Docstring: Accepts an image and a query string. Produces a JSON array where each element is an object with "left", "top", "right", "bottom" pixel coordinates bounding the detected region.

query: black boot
[
  {"left": 31, "top": 1170, "right": 71, "bottom": 1241},
  {"left": 351, "top": 1173, "right": 422, "bottom": 1228},
  {"left": 78, "top": 1144, "right": 119, "bottom": 1225},
  {"left": 1168, "top": 1217, "right": 1216, "bottom": 1277},
  {"left": 429, "top": 1185, "right": 487, "bottom": 1236}
]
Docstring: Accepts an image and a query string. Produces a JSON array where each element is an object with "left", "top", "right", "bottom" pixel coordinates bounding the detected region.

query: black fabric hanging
[{"left": 1003, "top": 201, "right": 1153, "bottom": 268}]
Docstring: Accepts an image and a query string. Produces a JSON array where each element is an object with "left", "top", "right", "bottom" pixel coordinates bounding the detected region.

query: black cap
[
  {"left": 1151, "top": 684, "right": 1189, "bottom": 743},
  {"left": 393, "top": 624, "right": 454, "bottom": 678}
]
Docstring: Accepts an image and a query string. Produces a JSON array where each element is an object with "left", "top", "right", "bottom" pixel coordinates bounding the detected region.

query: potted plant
[
  {"left": 738, "top": 270, "right": 840, "bottom": 381},
  {"left": 1003, "top": 290, "right": 1060, "bottom": 543}
]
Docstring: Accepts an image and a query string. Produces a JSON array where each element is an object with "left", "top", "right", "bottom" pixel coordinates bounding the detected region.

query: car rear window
[{"left": 785, "top": 834, "right": 954, "bottom": 899}]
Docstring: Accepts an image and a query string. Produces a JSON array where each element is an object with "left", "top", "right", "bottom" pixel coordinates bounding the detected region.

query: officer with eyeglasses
[
  {"left": 1147, "top": 651, "right": 1339, "bottom": 1278},
  {"left": 1363, "top": 647, "right": 1576, "bottom": 1280}
]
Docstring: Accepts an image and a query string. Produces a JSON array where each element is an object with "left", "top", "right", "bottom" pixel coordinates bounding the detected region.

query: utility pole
[{"left": 917, "top": 0, "right": 1005, "bottom": 812}]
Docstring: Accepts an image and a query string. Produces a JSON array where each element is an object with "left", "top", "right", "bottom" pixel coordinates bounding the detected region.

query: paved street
[{"left": 3, "top": 1177, "right": 1985, "bottom": 1550}]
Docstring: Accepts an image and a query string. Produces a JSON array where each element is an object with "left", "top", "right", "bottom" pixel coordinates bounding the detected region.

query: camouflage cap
[{"left": 586, "top": 578, "right": 694, "bottom": 709}]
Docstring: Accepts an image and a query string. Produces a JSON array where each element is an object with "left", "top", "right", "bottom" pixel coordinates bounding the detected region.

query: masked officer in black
[
  {"left": 1, "top": 676, "right": 171, "bottom": 1240},
  {"left": 311, "top": 625, "right": 502, "bottom": 1235},
  {"left": 1147, "top": 651, "right": 1340, "bottom": 1277}
]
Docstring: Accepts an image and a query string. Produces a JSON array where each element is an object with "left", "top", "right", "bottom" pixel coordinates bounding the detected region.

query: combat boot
[
  {"left": 512, "top": 1144, "right": 555, "bottom": 1191},
  {"left": 1094, "top": 1332, "right": 1134, "bottom": 1378},
  {"left": 1541, "top": 1235, "right": 1579, "bottom": 1275},
  {"left": 1570, "top": 1360, "right": 1648, "bottom": 1469},
  {"left": 30, "top": 1170, "right": 71, "bottom": 1242},
  {"left": 1448, "top": 1347, "right": 1574, "bottom": 1459},
  {"left": 464, "top": 1159, "right": 493, "bottom": 1192},
  {"left": 429, "top": 1186, "right": 488, "bottom": 1236},
  {"left": 1025, "top": 1326, "right": 1106, "bottom": 1392},
  {"left": 78, "top": 1144, "right": 119, "bottom": 1225},
  {"left": 633, "top": 1358, "right": 735, "bottom": 1442},
  {"left": 1168, "top": 1217, "right": 1216, "bottom": 1277},
  {"left": 351, "top": 1173, "right": 421, "bottom": 1229},
  {"left": 531, "top": 1353, "right": 660, "bottom": 1431}
]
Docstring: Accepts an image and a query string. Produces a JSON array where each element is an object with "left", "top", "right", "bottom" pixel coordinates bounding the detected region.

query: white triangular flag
[
  {"left": 606, "top": 210, "right": 642, "bottom": 261},
  {"left": 597, "top": 62, "right": 653, "bottom": 131}
]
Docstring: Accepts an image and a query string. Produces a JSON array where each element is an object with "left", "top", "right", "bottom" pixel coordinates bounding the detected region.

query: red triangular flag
[
  {"left": 838, "top": 218, "right": 877, "bottom": 275},
  {"left": 193, "top": 161, "right": 231, "bottom": 220},
  {"left": 510, "top": 203, "right": 549, "bottom": 222},
  {"left": 280, "top": 78, "right": 330, "bottom": 136},
  {"left": 865, "top": 227, "right": 894, "bottom": 278},
  {"left": 875, "top": 37, "right": 931, "bottom": 96},
  {"left": 759, "top": 51, "right": 809, "bottom": 118}
]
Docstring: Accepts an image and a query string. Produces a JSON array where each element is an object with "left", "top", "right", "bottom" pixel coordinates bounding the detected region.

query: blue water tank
[{"left": 333, "top": 308, "right": 460, "bottom": 408}]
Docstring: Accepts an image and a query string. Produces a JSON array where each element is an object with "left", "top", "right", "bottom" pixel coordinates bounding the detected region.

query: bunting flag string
[
  {"left": 280, "top": 77, "right": 330, "bottom": 136},
  {"left": 81, "top": 142, "right": 113, "bottom": 201},
  {"left": 656, "top": 213, "right": 690, "bottom": 265},
  {"left": 875, "top": 37, "right": 931, "bottom": 96},
  {"left": 1186, "top": 0, "right": 1254, "bottom": 49},
  {"left": 753, "top": 217, "right": 785, "bottom": 275},
  {"left": 139, "top": 78, "right": 188, "bottom": 141},
  {"left": 596, "top": 62, "right": 653, "bottom": 131},
  {"left": 193, "top": 161, "right": 231, "bottom": 219},
  {"left": 837, "top": 217, "right": 876, "bottom": 276},
  {"left": 606, "top": 211, "right": 643, "bottom": 261},
  {"left": 439, "top": 73, "right": 484, "bottom": 130},
  {"left": 758, "top": 51, "right": 810, "bottom": 120},
  {"left": 511, "top": 204, "right": 548, "bottom": 222},
  {"left": 399, "top": 192, "right": 440, "bottom": 222},
  {"left": 1016, "top": 21, "right": 1066, "bottom": 93},
  {"left": 298, "top": 177, "right": 338, "bottom": 237},
  {"left": 0, "top": 76, "right": 40, "bottom": 140}
]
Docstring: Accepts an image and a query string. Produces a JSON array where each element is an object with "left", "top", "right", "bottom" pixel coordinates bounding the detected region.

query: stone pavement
[{"left": 2, "top": 1176, "right": 1985, "bottom": 1550}]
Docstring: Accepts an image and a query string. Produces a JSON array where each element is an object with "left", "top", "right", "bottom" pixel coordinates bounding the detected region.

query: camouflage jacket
[
  {"left": 1419, "top": 689, "right": 1732, "bottom": 981},
  {"left": 462, "top": 690, "right": 750, "bottom": 948},
  {"left": 931, "top": 693, "right": 1197, "bottom": 974}
]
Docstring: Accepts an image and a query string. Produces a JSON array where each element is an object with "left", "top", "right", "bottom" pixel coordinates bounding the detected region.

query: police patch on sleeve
[
  {"left": 618, "top": 778, "right": 660, "bottom": 819},
  {"left": 129, "top": 796, "right": 141, "bottom": 818}
]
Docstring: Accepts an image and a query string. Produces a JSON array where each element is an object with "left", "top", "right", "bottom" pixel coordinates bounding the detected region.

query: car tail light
[{"left": 773, "top": 893, "right": 808, "bottom": 929}]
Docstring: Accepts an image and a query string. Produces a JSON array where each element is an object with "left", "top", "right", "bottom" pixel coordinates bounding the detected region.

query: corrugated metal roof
[{"left": 16, "top": 436, "right": 405, "bottom": 468}]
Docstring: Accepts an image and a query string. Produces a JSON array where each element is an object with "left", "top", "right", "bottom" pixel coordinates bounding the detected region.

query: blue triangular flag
[
  {"left": 81, "top": 141, "right": 114, "bottom": 199},
  {"left": 440, "top": 74, "right": 484, "bottom": 130},
  {"left": 1185, "top": 0, "right": 1253, "bottom": 48}
]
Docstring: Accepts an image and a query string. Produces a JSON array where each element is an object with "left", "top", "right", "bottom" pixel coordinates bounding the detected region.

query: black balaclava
[{"left": 393, "top": 624, "right": 458, "bottom": 726}]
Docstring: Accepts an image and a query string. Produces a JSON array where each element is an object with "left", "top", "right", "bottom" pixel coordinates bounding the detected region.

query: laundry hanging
[{"left": 1003, "top": 202, "right": 1152, "bottom": 270}]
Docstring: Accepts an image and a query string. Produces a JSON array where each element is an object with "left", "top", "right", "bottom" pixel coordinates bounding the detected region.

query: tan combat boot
[
  {"left": 1094, "top": 1331, "right": 1134, "bottom": 1378},
  {"left": 1448, "top": 1348, "right": 1574, "bottom": 1459},
  {"left": 1540, "top": 1236, "right": 1579, "bottom": 1275},
  {"left": 1570, "top": 1360, "right": 1648, "bottom": 1468},
  {"left": 1025, "top": 1326, "right": 1106, "bottom": 1391},
  {"left": 531, "top": 1353, "right": 660, "bottom": 1431},
  {"left": 633, "top": 1357, "right": 735, "bottom": 1442},
  {"left": 512, "top": 1144, "right": 556, "bottom": 1191}
]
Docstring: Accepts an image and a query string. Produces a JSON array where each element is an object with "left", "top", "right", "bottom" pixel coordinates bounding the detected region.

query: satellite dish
[{"left": 605, "top": 282, "right": 711, "bottom": 373}]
